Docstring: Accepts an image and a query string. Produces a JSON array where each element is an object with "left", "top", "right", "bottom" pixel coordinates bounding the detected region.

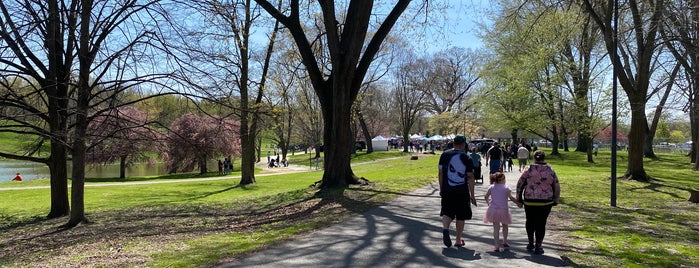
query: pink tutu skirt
[{"left": 483, "top": 207, "right": 512, "bottom": 224}]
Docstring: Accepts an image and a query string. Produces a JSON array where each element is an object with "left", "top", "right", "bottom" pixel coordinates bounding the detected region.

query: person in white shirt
[{"left": 516, "top": 144, "right": 530, "bottom": 172}]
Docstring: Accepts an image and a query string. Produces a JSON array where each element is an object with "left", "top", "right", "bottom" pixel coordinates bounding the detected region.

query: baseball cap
[{"left": 454, "top": 135, "right": 466, "bottom": 145}]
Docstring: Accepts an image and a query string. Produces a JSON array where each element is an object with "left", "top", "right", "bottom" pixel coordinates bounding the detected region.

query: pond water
[{"left": 0, "top": 161, "right": 182, "bottom": 182}]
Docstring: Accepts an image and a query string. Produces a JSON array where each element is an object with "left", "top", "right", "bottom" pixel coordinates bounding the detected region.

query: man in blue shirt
[{"left": 486, "top": 142, "right": 504, "bottom": 175}]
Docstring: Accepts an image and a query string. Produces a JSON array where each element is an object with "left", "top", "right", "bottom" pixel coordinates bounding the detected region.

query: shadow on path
[{"left": 220, "top": 169, "right": 570, "bottom": 268}]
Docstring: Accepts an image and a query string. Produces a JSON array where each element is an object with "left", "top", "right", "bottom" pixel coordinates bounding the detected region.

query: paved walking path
[{"left": 220, "top": 168, "right": 570, "bottom": 268}]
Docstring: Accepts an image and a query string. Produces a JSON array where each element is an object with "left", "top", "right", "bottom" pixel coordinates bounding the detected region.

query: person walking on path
[
  {"left": 438, "top": 135, "right": 477, "bottom": 248},
  {"left": 517, "top": 144, "right": 530, "bottom": 172},
  {"left": 483, "top": 172, "right": 520, "bottom": 252},
  {"left": 516, "top": 150, "right": 561, "bottom": 255},
  {"left": 485, "top": 142, "right": 504, "bottom": 177},
  {"left": 469, "top": 147, "right": 482, "bottom": 184}
]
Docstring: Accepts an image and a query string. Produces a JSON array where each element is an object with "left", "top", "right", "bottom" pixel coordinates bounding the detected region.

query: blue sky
[
  {"left": 443, "top": 0, "right": 491, "bottom": 49},
  {"left": 416, "top": 0, "right": 492, "bottom": 52}
]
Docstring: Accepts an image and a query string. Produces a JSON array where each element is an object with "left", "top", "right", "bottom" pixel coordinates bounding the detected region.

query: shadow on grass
[
  {"left": 185, "top": 184, "right": 244, "bottom": 201},
  {"left": 0, "top": 214, "right": 48, "bottom": 232},
  {"left": 0, "top": 185, "right": 385, "bottom": 266},
  {"left": 83, "top": 171, "right": 227, "bottom": 183},
  {"left": 627, "top": 180, "right": 693, "bottom": 200}
]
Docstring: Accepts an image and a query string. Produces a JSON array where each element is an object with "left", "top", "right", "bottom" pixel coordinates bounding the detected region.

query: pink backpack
[{"left": 519, "top": 164, "right": 558, "bottom": 203}]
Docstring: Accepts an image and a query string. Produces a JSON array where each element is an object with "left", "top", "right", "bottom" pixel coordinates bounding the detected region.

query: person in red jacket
[{"left": 12, "top": 173, "right": 23, "bottom": 181}]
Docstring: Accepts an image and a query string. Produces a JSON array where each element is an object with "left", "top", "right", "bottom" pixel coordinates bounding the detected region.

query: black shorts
[{"left": 440, "top": 192, "right": 472, "bottom": 221}]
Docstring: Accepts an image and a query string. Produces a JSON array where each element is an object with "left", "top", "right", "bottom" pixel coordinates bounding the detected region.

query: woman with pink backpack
[{"left": 516, "top": 150, "right": 561, "bottom": 255}]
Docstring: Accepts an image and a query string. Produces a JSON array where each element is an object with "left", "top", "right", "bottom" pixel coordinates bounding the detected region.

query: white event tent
[{"left": 371, "top": 135, "right": 389, "bottom": 151}]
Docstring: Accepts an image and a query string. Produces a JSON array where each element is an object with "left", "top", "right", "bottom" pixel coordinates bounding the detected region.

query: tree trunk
[
  {"left": 66, "top": 0, "right": 96, "bottom": 228},
  {"left": 47, "top": 143, "right": 69, "bottom": 218},
  {"left": 402, "top": 133, "right": 410, "bottom": 153},
  {"left": 510, "top": 129, "right": 518, "bottom": 146},
  {"left": 119, "top": 155, "right": 127, "bottom": 179},
  {"left": 199, "top": 157, "right": 207, "bottom": 174},
  {"left": 625, "top": 99, "right": 651, "bottom": 181},
  {"left": 67, "top": 136, "right": 88, "bottom": 228},
  {"left": 643, "top": 126, "right": 657, "bottom": 159},
  {"left": 692, "top": 74, "right": 699, "bottom": 169},
  {"left": 318, "top": 83, "right": 364, "bottom": 189},
  {"left": 550, "top": 126, "right": 560, "bottom": 156},
  {"left": 44, "top": 0, "right": 70, "bottom": 219},
  {"left": 689, "top": 190, "right": 699, "bottom": 203},
  {"left": 238, "top": 8, "right": 256, "bottom": 185},
  {"left": 357, "top": 108, "right": 373, "bottom": 153},
  {"left": 240, "top": 129, "right": 256, "bottom": 184},
  {"left": 578, "top": 133, "right": 594, "bottom": 162}
]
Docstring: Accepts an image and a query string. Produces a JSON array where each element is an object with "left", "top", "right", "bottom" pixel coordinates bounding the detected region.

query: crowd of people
[{"left": 438, "top": 136, "right": 560, "bottom": 254}]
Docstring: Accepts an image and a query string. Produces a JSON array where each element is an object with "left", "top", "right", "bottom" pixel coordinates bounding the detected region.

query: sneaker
[
  {"left": 442, "top": 229, "right": 452, "bottom": 248},
  {"left": 526, "top": 244, "right": 535, "bottom": 251},
  {"left": 455, "top": 239, "right": 465, "bottom": 247},
  {"left": 533, "top": 247, "right": 544, "bottom": 255},
  {"left": 502, "top": 243, "right": 510, "bottom": 248},
  {"left": 493, "top": 246, "right": 500, "bottom": 252}
]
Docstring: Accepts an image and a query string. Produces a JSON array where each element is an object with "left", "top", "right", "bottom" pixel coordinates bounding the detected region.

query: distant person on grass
[
  {"left": 12, "top": 173, "right": 23, "bottom": 181},
  {"left": 483, "top": 172, "right": 520, "bottom": 252},
  {"left": 438, "top": 135, "right": 477, "bottom": 248},
  {"left": 516, "top": 150, "right": 560, "bottom": 255}
]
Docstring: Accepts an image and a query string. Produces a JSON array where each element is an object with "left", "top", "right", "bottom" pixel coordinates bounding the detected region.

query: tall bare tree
[
  {"left": 177, "top": 0, "right": 282, "bottom": 185},
  {"left": 421, "top": 47, "right": 481, "bottom": 115},
  {"left": 662, "top": 0, "right": 699, "bottom": 169},
  {"left": 254, "top": 0, "right": 417, "bottom": 188},
  {"left": 394, "top": 56, "right": 428, "bottom": 153},
  {"left": 0, "top": 0, "right": 74, "bottom": 218},
  {"left": 1, "top": 0, "right": 178, "bottom": 226},
  {"left": 583, "top": 0, "right": 665, "bottom": 181},
  {"left": 69, "top": 0, "right": 178, "bottom": 227}
]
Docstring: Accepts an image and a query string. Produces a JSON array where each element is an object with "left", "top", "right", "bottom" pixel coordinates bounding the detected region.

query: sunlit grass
[{"left": 541, "top": 149, "right": 699, "bottom": 267}]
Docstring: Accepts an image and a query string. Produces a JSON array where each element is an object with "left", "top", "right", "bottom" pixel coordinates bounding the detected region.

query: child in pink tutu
[{"left": 483, "top": 172, "right": 520, "bottom": 252}]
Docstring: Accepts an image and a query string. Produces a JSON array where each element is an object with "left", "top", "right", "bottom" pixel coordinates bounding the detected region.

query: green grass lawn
[
  {"left": 0, "top": 149, "right": 697, "bottom": 267},
  {"left": 549, "top": 150, "right": 699, "bottom": 267}
]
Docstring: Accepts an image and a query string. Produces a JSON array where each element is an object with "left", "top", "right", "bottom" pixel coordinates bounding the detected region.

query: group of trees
[
  {"left": 0, "top": 0, "right": 241, "bottom": 227},
  {"left": 0, "top": 0, "right": 179, "bottom": 226},
  {"left": 0, "top": 0, "right": 435, "bottom": 226},
  {"left": 477, "top": 0, "right": 698, "bottom": 180},
  {"left": 1, "top": 0, "right": 698, "bottom": 229}
]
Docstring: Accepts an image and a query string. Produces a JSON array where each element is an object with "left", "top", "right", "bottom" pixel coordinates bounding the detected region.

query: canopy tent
[
  {"left": 371, "top": 135, "right": 389, "bottom": 151},
  {"left": 427, "top": 134, "right": 444, "bottom": 141}
]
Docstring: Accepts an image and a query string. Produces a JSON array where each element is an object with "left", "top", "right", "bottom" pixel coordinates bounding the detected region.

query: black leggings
[{"left": 524, "top": 205, "right": 553, "bottom": 246}]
